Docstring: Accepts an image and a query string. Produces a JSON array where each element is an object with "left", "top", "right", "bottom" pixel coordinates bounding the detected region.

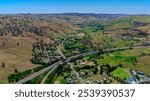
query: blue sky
[{"left": 0, "top": 0, "right": 150, "bottom": 14}]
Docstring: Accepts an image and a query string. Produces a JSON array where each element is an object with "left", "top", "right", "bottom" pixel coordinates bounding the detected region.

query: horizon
[
  {"left": 0, "top": 13, "right": 149, "bottom": 15},
  {"left": 0, "top": 0, "right": 150, "bottom": 14}
]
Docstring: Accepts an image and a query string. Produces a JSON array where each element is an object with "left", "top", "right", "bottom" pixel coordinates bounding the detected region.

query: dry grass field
[{"left": 0, "top": 36, "right": 39, "bottom": 83}]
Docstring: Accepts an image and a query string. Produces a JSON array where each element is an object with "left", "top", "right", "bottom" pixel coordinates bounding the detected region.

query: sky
[{"left": 0, "top": 0, "right": 150, "bottom": 14}]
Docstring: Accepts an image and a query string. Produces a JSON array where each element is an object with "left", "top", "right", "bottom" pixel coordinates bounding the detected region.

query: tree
[
  {"left": 100, "top": 66, "right": 104, "bottom": 75},
  {"left": 17, "top": 42, "right": 20, "bottom": 46},
  {"left": 2, "top": 62, "right": 5, "bottom": 68},
  {"left": 2, "top": 42, "right": 5, "bottom": 46},
  {"left": 93, "top": 68, "right": 98, "bottom": 74},
  {"left": 8, "top": 69, "right": 32, "bottom": 83},
  {"left": 14, "top": 69, "right": 18, "bottom": 73},
  {"left": 118, "top": 64, "right": 123, "bottom": 67}
]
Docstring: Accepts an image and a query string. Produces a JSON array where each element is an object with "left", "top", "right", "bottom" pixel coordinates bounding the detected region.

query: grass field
[
  {"left": 89, "top": 74, "right": 102, "bottom": 81},
  {"left": 110, "top": 67, "right": 131, "bottom": 80},
  {"left": 54, "top": 75, "right": 67, "bottom": 84}
]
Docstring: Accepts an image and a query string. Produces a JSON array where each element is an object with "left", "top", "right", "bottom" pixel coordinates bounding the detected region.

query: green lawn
[
  {"left": 110, "top": 68, "right": 131, "bottom": 80},
  {"left": 54, "top": 75, "right": 67, "bottom": 84},
  {"left": 95, "top": 51, "right": 137, "bottom": 66},
  {"left": 114, "top": 55, "right": 137, "bottom": 63},
  {"left": 65, "top": 43, "right": 86, "bottom": 50}
]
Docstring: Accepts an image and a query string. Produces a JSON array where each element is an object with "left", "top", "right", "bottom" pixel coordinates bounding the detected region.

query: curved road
[{"left": 16, "top": 47, "right": 132, "bottom": 84}]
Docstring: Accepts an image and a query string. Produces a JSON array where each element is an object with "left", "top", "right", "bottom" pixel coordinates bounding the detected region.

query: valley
[{"left": 0, "top": 14, "right": 150, "bottom": 84}]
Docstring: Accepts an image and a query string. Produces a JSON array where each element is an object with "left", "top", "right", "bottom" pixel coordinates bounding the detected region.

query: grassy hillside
[
  {"left": 0, "top": 36, "right": 39, "bottom": 83},
  {"left": 106, "top": 17, "right": 133, "bottom": 30},
  {"left": 105, "top": 15, "right": 150, "bottom": 30},
  {"left": 131, "top": 15, "right": 150, "bottom": 23}
]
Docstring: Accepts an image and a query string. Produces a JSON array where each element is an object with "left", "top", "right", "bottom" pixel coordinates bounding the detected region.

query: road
[
  {"left": 59, "top": 34, "right": 72, "bottom": 46},
  {"left": 40, "top": 66, "right": 57, "bottom": 84},
  {"left": 16, "top": 60, "right": 63, "bottom": 84},
  {"left": 68, "top": 63, "right": 85, "bottom": 84},
  {"left": 56, "top": 34, "right": 73, "bottom": 59},
  {"left": 57, "top": 47, "right": 66, "bottom": 59},
  {"left": 16, "top": 47, "right": 132, "bottom": 84}
]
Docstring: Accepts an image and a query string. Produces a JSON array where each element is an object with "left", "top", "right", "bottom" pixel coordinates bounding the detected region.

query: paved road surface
[
  {"left": 57, "top": 47, "right": 66, "bottom": 59},
  {"left": 40, "top": 66, "right": 57, "bottom": 84},
  {"left": 16, "top": 60, "right": 63, "bottom": 84}
]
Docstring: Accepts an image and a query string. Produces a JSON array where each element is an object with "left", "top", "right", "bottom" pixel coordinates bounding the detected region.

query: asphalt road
[
  {"left": 16, "top": 47, "right": 131, "bottom": 84},
  {"left": 16, "top": 60, "right": 63, "bottom": 84}
]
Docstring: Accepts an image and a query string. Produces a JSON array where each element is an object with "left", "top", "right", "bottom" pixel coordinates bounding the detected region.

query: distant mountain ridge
[
  {"left": 0, "top": 13, "right": 150, "bottom": 37},
  {"left": 0, "top": 13, "right": 126, "bottom": 37}
]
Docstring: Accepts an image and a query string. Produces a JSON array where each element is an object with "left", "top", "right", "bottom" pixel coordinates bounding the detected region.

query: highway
[
  {"left": 16, "top": 47, "right": 131, "bottom": 84},
  {"left": 16, "top": 60, "right": 63, "bottom": 84},
  {"left": 40, "top": 66, "right": 58, "bottom": 84}
]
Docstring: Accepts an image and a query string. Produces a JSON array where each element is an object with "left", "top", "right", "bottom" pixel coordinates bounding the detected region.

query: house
[
  {"left": 137, "top": 71, "right": 145, "bottom": 75},
  {"left": 132, "top": 70, "right": 137, "bottom": 75},
  {"left": 80, "top": 60, "right": 86, "bottom": 65}
]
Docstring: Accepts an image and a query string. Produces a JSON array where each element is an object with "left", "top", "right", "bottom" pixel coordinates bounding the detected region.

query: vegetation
[
  {"left": 33, "top": 65, "right": 46, "bottom": 72},
  {"left": 54, "top": 75, "right": 67, "bottom": 84},
  {"left": 8, "top": 69, "right": 32, "bottom": 83},
  {"left": 45, "top": 65, "right": 64, "bottom": 84},
  {"left": 25, "top": 71, "right": 49, "bottom": 84},
  {"left": 110, "top": 67, "right": 131, "bottom": 80},
  {"left": 7, "top": 64, "right": 47, "bottom": 83}
]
